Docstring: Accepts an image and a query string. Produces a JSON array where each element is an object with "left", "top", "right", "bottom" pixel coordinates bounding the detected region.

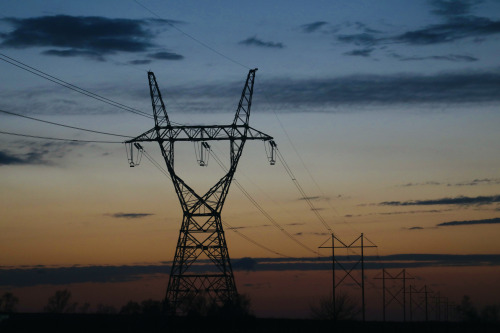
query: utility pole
[
  {"left": 407, "top": 284, "right": 432, "bottom": 321},
  {"left": 126, "top": 69, "right": 274, "bottom": 314},
  {"left": 319, "top": 233, "right": 377, "bottom": 321},
  {"left": 375, "top": 269, "right": 414, "bottom": 322}
]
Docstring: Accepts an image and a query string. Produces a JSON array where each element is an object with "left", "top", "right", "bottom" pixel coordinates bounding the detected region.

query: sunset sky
[{"left": 1, "top": 0, "right": 499, "bottom": 318}]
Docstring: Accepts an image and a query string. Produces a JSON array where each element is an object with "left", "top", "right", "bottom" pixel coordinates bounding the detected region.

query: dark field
[{"left": 1, "top": 314, "right": 499, "bottom": 333}]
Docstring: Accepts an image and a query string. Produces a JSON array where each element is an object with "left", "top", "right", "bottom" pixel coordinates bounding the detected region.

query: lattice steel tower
[{"left": 126, "top": 69, "right": 274, "bottom": 314}]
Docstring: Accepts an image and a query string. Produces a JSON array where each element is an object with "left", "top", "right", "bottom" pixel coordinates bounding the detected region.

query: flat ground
[{"left": 1, "top": 313, "right": 499, "bottom": 333}]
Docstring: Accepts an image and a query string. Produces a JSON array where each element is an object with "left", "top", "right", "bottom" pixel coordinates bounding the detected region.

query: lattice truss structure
[{"left": 126, "top": 69, "right": 273, "bottom": 313}]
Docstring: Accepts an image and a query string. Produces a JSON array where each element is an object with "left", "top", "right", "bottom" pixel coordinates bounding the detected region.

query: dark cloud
[
  {"left": 0, "top": 141, "right": 82, "bottom": 166},
  {"left": 408, "top": 226, "right": 424, "bottom": 230},
  {"left": 300, "top": 21, "right": 328, "bottom": 33},
  {"left": 252, "top": 70, "right": 500, "bottom": 107},
  {"left": 107, "top": 213, "right": 154, "bottom": 219},
  {"left": 232, "top": 257, "right": 257, "bottom": 271},
  {"left": 2, "top": 254, "right": 499, "bottom": 287},
  {"left": 394, "top": 53, "right": 478, "bottom": 62},
  {"left": 430, "top": 0, "right": 481, "bottom": 18},
  {"left": 379, "top": 194, "right": 500, "bottom": 207},
  {"left": 147, "top": 51, "right": 184, "bottom": 60},
  {"left": 41, "top": 48, "right": 105, "bottom": 61},
  {"left": 437, "top": 217, "right": 500, "bottom": 227},
  {"left": 238, "top": 36, "right": 284, "bottom": 49},
  {"left": 0, "top": 150, "right": 27, "bottom": 165},
  {"left": 0, "top": 265, "right": 168, "bottom": 287},
  {"left": 344, "top": 48, "right": 374, "bottom": 57},
  {"left": 128, "top": 59, "right": 152, "bottom": 65},
  {"left": 393, "top": 16, "right": 500, "bottom": 45},
  {"left": 0, "top": 15, "right": 178, "bottom": 58}
]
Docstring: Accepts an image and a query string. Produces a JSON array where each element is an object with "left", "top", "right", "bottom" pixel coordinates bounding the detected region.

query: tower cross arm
[{"left": 125, "top": 124, "right": 273, "bottom": 143}]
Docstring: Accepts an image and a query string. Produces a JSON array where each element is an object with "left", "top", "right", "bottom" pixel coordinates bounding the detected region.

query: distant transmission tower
[{"left": 126, "top": 69, "right": 274, "bottom": 314}]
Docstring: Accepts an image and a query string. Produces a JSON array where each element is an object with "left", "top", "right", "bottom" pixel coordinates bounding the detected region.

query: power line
[
  {"left": 0, "top": 52, "right": 153, "bottom": 119},
  {"left": 0, "top": 108, "right": 133, "bottom": 138},
  {"left": 275, "top": 148, "right": 333, "bottom": 233},
  {"left": 255, "top": 78, "right": 371, "bottom": 236},
  {"left": 132, "top": 0, "right": 250, "bottom": 70},
  {"left": 209, "top": 149, "right": 321, "bottom": 256},
  {"left": 0, "top": 130, "right": 122, "bottom": 143}
]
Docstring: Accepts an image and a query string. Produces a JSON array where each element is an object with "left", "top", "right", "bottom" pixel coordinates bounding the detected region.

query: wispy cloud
[
  {"left": 437, "top": 217, "right": 500, "bottom": 227},
  {"left": 379, "top": 209, "right": 447, "bottom": 215},
  {"left": 300, "top": 21, "right": 328, "bottom": 33},
  {"left": 379, "top": 194, "right": 500, "bottom": 207},
  {"left": 302, "top": 2, "right": 499, "bottom": 61},
  {"left": 453, "top": 178, "right": 500, "bottom": 186},
  {"left": 399, "top": 178, "right": 500, "bottom": 187},
  {"left": 408, "top": 226, "right": 424, "bottom": 230},
  {"left": 298, "top": 196, "right": 330, "bottom": 201},
  {"left": 238, "top": 36, "right": 285, "bottom": 49},
  {"left": 393, "top": 16, "right": 500, "bottom": 45},
  {"left": 392, "top": 53, "right": 478, "bottom": 62},
  {"left": 344, "top": 48, "right": 375, "bottom": 57},
  {"left": 294, "top": 231, "right": 329, "bottom": 237},
  {"left": 41, "top": 49, "right": 106, "bottom": 61},
  {"left": 147, "top": 51, "right": 184, "bottom": 61},
  {"left": 0, "top": 141, "right": 83, "bottom": 166},
  {"left": 399, "top": 181, "right": 442, "bottom": 187},
  {"left": 128, "top": 59, "right": 152, "bottom": 65},
  {"left": 430, "top": 0, "right": 481, "bottom": 18},
  {"left": 107, "top": 213, "right": 154, "bottom": 219}
]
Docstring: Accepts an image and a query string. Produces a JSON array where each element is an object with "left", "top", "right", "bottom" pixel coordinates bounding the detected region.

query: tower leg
[{"left": 165, "top": 212, "right": 237, "bottom": 315}]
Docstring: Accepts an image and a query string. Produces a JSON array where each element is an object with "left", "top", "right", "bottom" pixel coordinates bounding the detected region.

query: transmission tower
[
  {"left": 319, "top": 233, "right": 377, "bottom": 321},
  {"left": 126, "top": 69, "right": 274, "bottom": 314},
  {"left": 374, "top": 268, "right": 414, "bottom": 321}
]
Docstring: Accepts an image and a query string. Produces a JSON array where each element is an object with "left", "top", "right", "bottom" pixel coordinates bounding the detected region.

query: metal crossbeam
[{"left": 128, "top": 125, "right": 273, "bottom": 143}]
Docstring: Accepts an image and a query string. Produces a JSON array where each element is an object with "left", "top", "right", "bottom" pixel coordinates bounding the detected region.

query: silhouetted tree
[
  {"left": 0, "top": 292, "right": 19, "bottom": 313},
  {"left": 456, "top": 295, "right": 479, "bottom": 322},
  {"left": 480, "top": 304, "right": 499, "bottom": 322},
  {"left": 44, "top": 289, "right": 77, "bottom": 313},
  {"left": 141, "top": 299, "right": 162, "bottom": 315},
  {"left": 310, "top": 292, "right": 361, "bottom": 321},
  {"left": 78, "top": 302, "right": 91, "bottom": 314},
  {"left": 214, "top": 294, "right": 253, "bottom": 318},
  {"left": 120, "top": 301, "right": 141, "bottom": 314},
  {"left": 95, "top": 303, "right": 117, "bottom": 314},
  {"left": 179, "top": 292, "right": 212, "bottom": 317},
  {"left": 178, "top": 292, "right": 253, "bottom": 318}
]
